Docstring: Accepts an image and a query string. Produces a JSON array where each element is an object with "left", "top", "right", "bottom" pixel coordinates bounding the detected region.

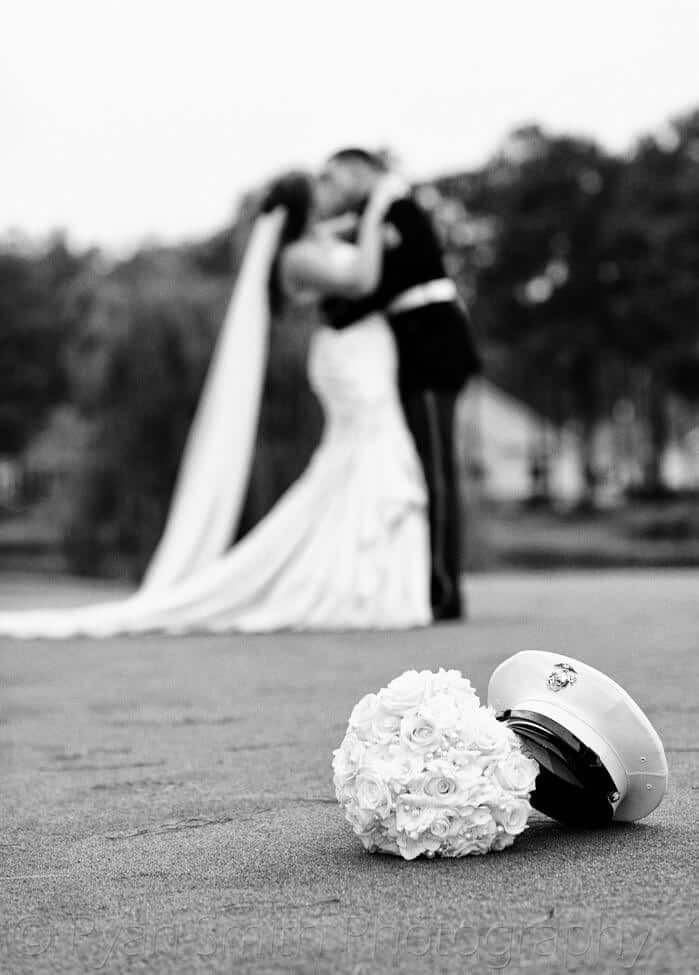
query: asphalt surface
[{"left": 1, "top": 570, "right": 697, "bottom": 974}]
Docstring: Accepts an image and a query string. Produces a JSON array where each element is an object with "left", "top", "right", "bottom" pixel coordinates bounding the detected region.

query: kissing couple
[{"left": 0, "top": 149, "right": 482, "bottom": 639}]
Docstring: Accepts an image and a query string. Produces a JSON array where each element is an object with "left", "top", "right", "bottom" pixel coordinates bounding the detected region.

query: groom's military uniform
[{"left": 323, "top": 195, "right": 481, "bottom": 620}]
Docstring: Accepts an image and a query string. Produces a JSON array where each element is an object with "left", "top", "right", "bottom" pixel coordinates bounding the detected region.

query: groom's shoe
[
  {"left": 488, "top": 651, "right": 668, "bottom": 827},
  {"left": 431, "top": 578, "right": 466, "bottom": 623},
  {"left": 433, "top": 599, "right": 465, "bottom": 623}
]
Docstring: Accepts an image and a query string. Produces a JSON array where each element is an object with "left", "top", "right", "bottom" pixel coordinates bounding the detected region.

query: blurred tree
[
  {"left": 0, "top": 236, "right": 86, "bottom": 454},
  {"left": 601, "top": 108, "right": 699, "bottom": 494},
  {"left": 6, "top": 107, "right": 697, "bottom": 576},
  {"left": 59, "top": 250, "right": 229, "bottom": 576},
  {"left": 434, "top": 111, "right": 699, "bottom": 502},
  {"left": 58, "top": 227, "right": 322, "bottom": 579},
  {"left": 441, "top": 127, "right": 623, "bottom": 504}
]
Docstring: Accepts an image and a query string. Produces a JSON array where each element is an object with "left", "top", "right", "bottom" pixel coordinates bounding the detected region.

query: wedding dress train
[
  {"left": 0, "top": 316, "right": 430, "bottom": 637},
  {"left": 0, "top": 210, "right": 431, "bottom": 637}
]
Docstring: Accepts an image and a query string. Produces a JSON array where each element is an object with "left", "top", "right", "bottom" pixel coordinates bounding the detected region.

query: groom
[{"left": 318, "top": 149, "right": 481, "bottom": 621}]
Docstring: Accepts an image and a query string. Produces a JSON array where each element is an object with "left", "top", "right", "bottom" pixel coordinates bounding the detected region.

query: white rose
[
  {"left": 445, "top": 744, "right": 476, "bottom": 768},
  {"left": 429, "top": 669, "right": 479, "bottom": 708},
  {"left": 412, "top": 758, "right": 483, "bottom": 804},
  {"left": 405, "top": 771, "right": 428, "bottom": 795},
  {"left": 470, "top": 816, "right": 498, "bottom": 842},
  {"left": 491, "top": 831, "right": 515, "bottom": 852},
  {"left": 423, "top": 762, "right": 459, "bottom": 799},
  {"left": 452, "top": 762, "right": 485, "bottom": 797},
  {"left": 362, "top": 740, "right": 393, "bottom": 768},
  {"left": 333, "top": 732, "right": 365, "bottom": 772},
  {"left": 386, "top": 744, "right": 425, "bottom": 786},
  {"left": 395, "top": 802, "right": 438, "bottom": 839},
  {"left": 354, "top": 819, "right": 383, "bottom": 849},
  {"left": 460, "top": 804, "right": 494, "bottom": 831},
  {"left": 355, "top": 770, "right": 392, "bottom": 818},
  {"left": 380, "top": 670, "right": 429, "bottom": 716},
  {"left": 451, "top": 838, "right": 478, "bottom": 856},
  {"left": 359, "top": 751, "right": 407, "bottom": 798},
  {"left": 382, "top": 810, "right": 400, "bottom": 840},
  {"left": 465, "top": 777, "right": 502, "bottom": 807},
  {"left": 429, "top": 809, "right": 459, "bottom": 838},
  {"left": 331, "top": 740, "right": 349, "bottom": 770},
  {"left": 399, "top": 706, "right": 442, "bottom": 753},
  {"left": 345, "top": 802, "right": 377, "bottom": 834},
  {"left": 424, "top": 692, "right": 462, "bottom": 733},
  {"left": 370, "top": 705, "right": 402, "bottom": 745},
  {"left": 494, "top": 754, "right": 539, "bottom": 796},
  {"left": 349, "top": 693, "right": 380, "bottom": 740},
  {"left": 450, "top": 833, "right": 493, "bottom": 856},
  {"left": 396, "top": 833, "right": 441, "bottom": 860},
  {"left": 461, "top": 708, "right": 510, "bottom": 756},
  {"left": 373, "top": 836, "right": 401, "bottom": 856},
  {"left": 447, "top": 822, "right": 497, "bottom": 857},
  {"left": 346, "top": 735, "right": 367, "bottom": 767},
  {"left": 332, "top": 745, "right": 356, "bottom": 798},
  {"left": 493, "top": 798, "right": 531, "bottom": 835}
]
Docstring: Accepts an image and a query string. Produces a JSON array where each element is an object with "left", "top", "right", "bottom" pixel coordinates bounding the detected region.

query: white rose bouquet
[{"left": 332, "top": 669, "right": 539, "bottom": 860}]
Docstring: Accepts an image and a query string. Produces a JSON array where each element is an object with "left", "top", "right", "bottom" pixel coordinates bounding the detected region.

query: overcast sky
[{"left": 2, "top": 0, "right": 697, "bottom": 251}]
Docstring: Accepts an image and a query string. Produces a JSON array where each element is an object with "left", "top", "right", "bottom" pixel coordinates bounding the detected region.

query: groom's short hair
[{"left": 328, "top": 147, "right": 387, "bottom": 170}]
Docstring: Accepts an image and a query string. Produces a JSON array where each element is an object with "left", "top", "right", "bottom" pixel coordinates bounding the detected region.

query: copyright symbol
[{"left": 14, "top": 915, "right": 51, "bottom": 956}]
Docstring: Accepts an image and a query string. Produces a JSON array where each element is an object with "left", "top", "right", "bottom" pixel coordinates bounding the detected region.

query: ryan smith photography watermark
[{"left": 2, "top": 909, "right": 682, "bottom": 969}]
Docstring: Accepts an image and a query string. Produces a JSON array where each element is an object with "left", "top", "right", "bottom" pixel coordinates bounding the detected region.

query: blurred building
[
  {"left": 457, "top": 379, "right": 699, "bottom": 504},
  {"left": 457, "top": 379, "right": 582, "bottom": 503}
]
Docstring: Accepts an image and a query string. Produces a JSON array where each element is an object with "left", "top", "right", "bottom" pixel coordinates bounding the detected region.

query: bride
[{"left": 0, "top": 171, "right": 431, "bottom": 637}]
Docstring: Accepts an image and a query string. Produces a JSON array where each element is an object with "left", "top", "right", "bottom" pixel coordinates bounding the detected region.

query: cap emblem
[{"left": 546, "top": 662, "right": 578, "bottom": 692}]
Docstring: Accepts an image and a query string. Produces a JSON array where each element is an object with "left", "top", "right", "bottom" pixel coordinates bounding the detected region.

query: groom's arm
[{"left": 383, "top": 196, "right": 441, "bottom": 259}]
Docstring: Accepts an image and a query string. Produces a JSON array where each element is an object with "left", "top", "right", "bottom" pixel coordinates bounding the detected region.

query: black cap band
[{"left": 497, "top": 709, "right": 618, "bottom": 827}]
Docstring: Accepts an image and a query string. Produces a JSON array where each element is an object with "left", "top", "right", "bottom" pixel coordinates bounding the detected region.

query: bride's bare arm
[
  {"left": 313, "top": 213, "right": 359, "bottom": 240},
  {"left": 281, "top": 175, "right": 407, "bottom": 298}
]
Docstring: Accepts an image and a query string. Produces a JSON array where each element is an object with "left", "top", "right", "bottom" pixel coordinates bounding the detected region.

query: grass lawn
[
  {"left": 3, "top": 496, "right": 699, "bottom": 580},
  {"left": 465, "top": 496, "right": 699, "bottom": 571}
]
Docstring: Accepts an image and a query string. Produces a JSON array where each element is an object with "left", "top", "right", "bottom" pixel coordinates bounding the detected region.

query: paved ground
[{"left": 1, "top": 570, "right": 697, "bottom": 974}]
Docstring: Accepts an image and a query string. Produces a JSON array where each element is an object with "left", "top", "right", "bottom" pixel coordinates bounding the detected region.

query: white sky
[{"left": 2, "top": 0, "right": 697, "bottom": 251}]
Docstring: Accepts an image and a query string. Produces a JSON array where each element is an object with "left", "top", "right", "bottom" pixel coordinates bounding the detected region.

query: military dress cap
[{"left": 487, "top": 651, "right": 668, "bottom": 827}]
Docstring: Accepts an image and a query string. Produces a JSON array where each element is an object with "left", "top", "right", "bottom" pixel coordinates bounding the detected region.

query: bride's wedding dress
[{"left": 0, "top": 212, "right": 430, "bottom": 637}]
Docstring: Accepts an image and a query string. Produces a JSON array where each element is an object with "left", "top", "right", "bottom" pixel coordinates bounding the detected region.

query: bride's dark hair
[{"left": 260, "top": 171, "right": 313, "bottom": 313}]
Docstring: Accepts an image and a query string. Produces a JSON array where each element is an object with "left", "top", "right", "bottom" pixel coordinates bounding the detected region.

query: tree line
[{"left": 1, "top": 107, "right": 697, "bottom": 576}]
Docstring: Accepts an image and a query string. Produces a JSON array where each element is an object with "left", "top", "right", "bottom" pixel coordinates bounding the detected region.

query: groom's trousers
[
  {"left": 399, "top": 388, "right": 464, "bottom": 621},
  {"left": 390, "top": 298, "right": 479, "bottom": 622}
]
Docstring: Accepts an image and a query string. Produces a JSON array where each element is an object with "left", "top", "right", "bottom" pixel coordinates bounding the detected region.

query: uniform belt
[{"left": 387, "top": 278, "right": 458, "bottom": 315}]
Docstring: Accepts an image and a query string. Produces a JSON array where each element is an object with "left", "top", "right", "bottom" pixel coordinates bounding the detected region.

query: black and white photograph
[{"left": 1, "top": 1, "right": 697, "bottom": 971}]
